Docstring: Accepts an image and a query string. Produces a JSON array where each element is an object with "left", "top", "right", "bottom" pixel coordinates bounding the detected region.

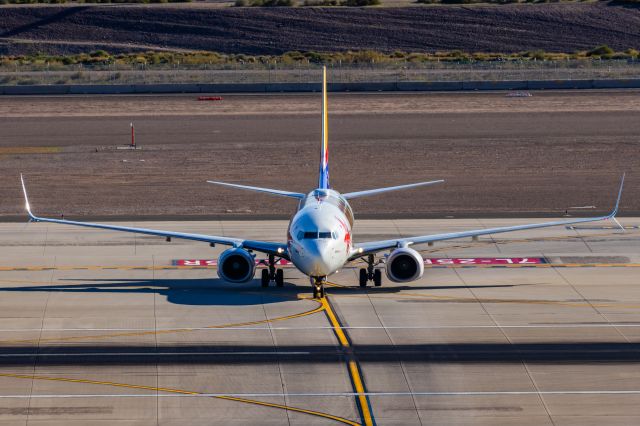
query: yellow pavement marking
[
  {"left": 322, "top": 298, "right": 350, "bottom": 347},
  {"left": 0, "top": 298, "right": 324, "bottom": 345},
  {"left": 321, "top": 298, "right": 374, "bottom": 426},
  {"left": 0, "top": 372, "right": 360, "bottom": 426}
]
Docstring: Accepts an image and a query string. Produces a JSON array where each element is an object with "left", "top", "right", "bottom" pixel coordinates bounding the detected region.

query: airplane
[{"left": 20, "top": 67, "right": 625, "bottom": 299}]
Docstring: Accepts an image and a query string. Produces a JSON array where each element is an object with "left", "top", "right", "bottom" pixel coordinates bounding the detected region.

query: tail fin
[{"left": 318, "top": 66, "right": 330, "bottom": 189}]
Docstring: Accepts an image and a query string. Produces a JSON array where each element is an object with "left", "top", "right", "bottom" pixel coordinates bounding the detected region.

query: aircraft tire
[
  {"left": 359, "top": 268, "right": 368, "bottom": 287},
  {"left": 373, "top": 269, "right": 382, "bottom": 287},
  {"left": 275, "top": 269, "right": 284, "bottom": 287},
  {"left": 261, "top": 269, "right": 269, "bottom": 287}
]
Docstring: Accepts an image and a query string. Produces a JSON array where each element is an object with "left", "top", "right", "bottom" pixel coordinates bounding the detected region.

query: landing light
[{"left": 277, "top": 247, "right": 284, "bottom": 254}]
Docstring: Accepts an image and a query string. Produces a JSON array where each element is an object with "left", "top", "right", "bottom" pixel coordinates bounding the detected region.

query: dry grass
[{"left": 0, "top": 147, "right": 61, "bottom": 155}]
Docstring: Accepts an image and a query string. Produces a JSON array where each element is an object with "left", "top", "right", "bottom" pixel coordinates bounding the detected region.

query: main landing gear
[
  {"left": 359, "top": 254, "right": 382, "bottom": 288},
  {"left": 261, "top": 254, "right": 284, "bottom": 288},
  {"left": 312, "top": 277, "right": 326, "bottom": 299}
]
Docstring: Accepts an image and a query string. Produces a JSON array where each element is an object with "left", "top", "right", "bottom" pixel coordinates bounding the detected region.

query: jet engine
[
  {"left": 217, "top": 248, "right": 256, "bottom": 283},
  {"left": 385, "top": 247, "right": 424, "bottom": 283}
]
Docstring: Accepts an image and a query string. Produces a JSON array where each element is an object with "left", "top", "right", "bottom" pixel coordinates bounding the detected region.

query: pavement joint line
[
  {"left": 322, "top": 296, "right": 375, "bottom": 426},
  {"left": 0, "top": 372, "right": 360, "bottom": 426}
]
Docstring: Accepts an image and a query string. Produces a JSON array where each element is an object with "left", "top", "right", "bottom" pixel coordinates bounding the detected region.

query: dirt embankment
[
  {"left": 0, "top": 91, "right": 638, "bottom": 220},
  {"left": 1, "top": 3, "right": 640, "bottom": 55}
]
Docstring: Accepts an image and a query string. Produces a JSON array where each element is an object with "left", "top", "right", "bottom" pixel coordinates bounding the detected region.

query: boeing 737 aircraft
[{"left": 21, "top": 67, "right": 625, "bottom": 298}]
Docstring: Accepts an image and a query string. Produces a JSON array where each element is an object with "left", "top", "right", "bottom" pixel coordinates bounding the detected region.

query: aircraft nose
[{"left": 305, "top": 240, "right": 334, "bottom": 276}]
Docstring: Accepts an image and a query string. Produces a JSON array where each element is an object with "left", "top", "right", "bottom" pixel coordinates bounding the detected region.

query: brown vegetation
[{"left": 0, "top": 3, "right": 639, "bottom": 55}]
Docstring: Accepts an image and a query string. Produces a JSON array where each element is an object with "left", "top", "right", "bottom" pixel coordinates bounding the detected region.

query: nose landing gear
[
  {"left": 359, "top": 254, "right": 382, "bottom": 287},
  {"left": 312, "top": 277, "right": 326, "bottom": 299},
  {"left": 261, "top": 254, "right": 285, "bottom": 288}
]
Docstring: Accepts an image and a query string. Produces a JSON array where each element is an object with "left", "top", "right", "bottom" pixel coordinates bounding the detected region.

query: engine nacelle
[
  {"left": 217, "top": 248, "right": 256, "bottom": 283},
  {"left": 385, "top": 247, "right": 424, "bottom": 283}
]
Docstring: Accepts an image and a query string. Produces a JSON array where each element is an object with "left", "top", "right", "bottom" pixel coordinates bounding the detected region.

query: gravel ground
[
  {"left": 0, "top": 90, "right": 638, "bottom": 220},
  {"left": 1, "top": 3, "right": 640, "bottom": 55}
]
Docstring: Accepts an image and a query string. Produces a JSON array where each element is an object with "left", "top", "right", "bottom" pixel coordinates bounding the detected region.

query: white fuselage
[{"left": 287, "top": 189, "right": 354, "bottom": 278}]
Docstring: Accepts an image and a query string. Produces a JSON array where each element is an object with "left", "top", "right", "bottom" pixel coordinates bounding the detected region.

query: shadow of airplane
[
  {"left": 0, "top": 278, "right": 299, "bottom": 306},
  {"left": 0, "top": 277, "right": 524, "bottom": 306}
]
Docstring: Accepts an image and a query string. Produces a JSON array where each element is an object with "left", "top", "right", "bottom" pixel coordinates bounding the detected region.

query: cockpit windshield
[{"left": 298, "top": 230, "right": 337, "bottom": 240}]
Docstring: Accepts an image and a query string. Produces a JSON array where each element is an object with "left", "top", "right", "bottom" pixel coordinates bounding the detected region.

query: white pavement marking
[
  {"left": 1, "top": 324, "right": 640, "bottom": 332},
  {"left": 0, "top": 352, "right": 311, "bottom": 357},
  {"left": 2, "top": 391, "right": 640, "bottom": 398}
]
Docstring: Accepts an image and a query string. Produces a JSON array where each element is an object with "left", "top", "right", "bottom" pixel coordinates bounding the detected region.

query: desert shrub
[
  {"left": 341, "top": 0, "right": 379, "bottom": 5},
  {"left": 303, "top": 0, "right": 339, "bottom": 5},
  {"left": 242, "top": 0, "right": 295, "bottom": 5},
  {"left": 17, "top": 78, "right": 38, "bottom": 85},
  {"left": 90, "top": 50, "right": 109, "bottom": 58},
  {"left": 625, "top": 48, "right": 640, "bottom": 58},
  {"left": 587, "top": 45, "right": 615, "bottom": 57},
  {"left": 524, "top": 49, "right": 547, "bottom": 60}
]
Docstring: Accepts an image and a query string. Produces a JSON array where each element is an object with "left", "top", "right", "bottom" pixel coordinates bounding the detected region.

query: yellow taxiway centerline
[
  {"left": 0, "top": 372, "right": 360, "bottom": 426},
  {"left": 321, "top": 298, "right": 374, "bottom": 426}
]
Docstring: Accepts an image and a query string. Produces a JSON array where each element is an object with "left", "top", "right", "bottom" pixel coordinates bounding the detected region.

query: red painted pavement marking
[
  {"left": 424, "top": 258, "right": 545, "bottom": 265},
  {"left": 173, "top": 259, "right": 292, "bottom": 267},
  {"left": 173, "top": 257, "right": 545, "bottom": 267}
]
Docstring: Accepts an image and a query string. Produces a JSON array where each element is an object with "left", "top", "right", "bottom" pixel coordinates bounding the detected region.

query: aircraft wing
[
  {"left": 20, "top": 175, "right": 288, "bottom": 258},
  {"left": 351, "top": 174, "right": 625, "bottom": 259}
]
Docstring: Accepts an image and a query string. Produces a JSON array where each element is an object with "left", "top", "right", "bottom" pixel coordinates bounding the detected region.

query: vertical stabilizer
[{"left": 318, "top": 66, "right": 330, "bottom": 189}]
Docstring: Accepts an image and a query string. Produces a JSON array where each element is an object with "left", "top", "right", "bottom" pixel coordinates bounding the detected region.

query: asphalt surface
[
  {"left": 0, "top": 91, "right": 638, "bottom": 219},
  {"left": 0, "top": 218, "right": 639, "bottom": 425}
]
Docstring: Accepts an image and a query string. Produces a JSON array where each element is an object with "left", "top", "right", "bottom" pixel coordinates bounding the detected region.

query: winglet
[
  {"left": 609, "top": 173, "right": 625, "bottom": 219},
  {"left": 20, "top": 174, "right": 37, "bottom": 222}
]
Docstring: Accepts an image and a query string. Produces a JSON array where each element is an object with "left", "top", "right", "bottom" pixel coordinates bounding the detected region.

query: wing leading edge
[
  {"left": 20, "top": 175, "right": 288, "bottom": 258},
  {"left": 352, "top": 174, "right": 625, "bottom": 259}
]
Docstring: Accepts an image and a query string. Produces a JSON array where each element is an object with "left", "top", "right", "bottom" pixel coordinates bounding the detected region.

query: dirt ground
[
  {"left": 0, "top": 90, "right": 638, "bottom": 220},
  {"left": 1, "top": 3, "right": 640, "bottom": 55}
]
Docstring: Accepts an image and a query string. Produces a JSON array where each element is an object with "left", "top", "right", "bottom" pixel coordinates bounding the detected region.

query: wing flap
[{"left": 21, "top": 175, "right": 288, "bottom": 257}]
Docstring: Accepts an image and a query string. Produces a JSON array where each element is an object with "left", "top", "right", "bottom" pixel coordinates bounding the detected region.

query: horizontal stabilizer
[
  {"left": 207, "top": 181, "right": 305, "bottom": 199},
  {"left": 342, "top": 180, "right": 444, "bottom": 200}
]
